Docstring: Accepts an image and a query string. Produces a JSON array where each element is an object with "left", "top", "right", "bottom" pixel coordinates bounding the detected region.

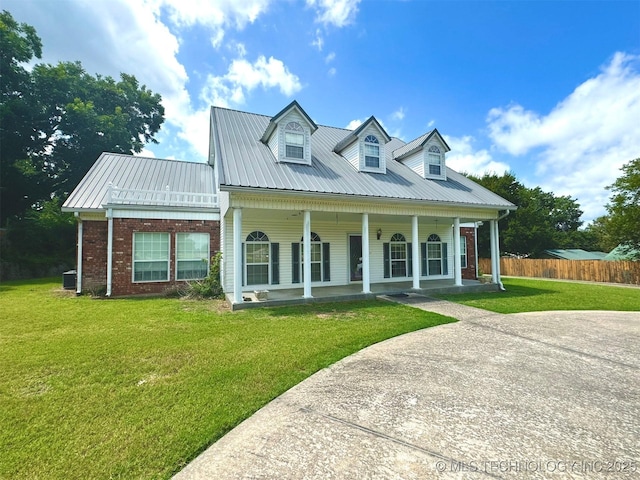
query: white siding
[
  {"left": 267, "top": 127, "right": 279, "bottom": 160},
  {"left": 342, "top": 140, "right": 360, "bottom": 171},
  {"left": 400, "top": 150, "right": 424, "bottom": 177}
]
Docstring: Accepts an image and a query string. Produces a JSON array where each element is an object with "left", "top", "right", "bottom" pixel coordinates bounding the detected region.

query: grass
[
  {"left": 0, "top": 278, "right": 454, "bottom": 480},
  {"left": 437, "top": 277, "right": 640, "bottom": 313}
]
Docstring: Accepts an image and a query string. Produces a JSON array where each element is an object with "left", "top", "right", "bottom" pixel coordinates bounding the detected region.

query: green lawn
[
  {"left": 438, "top": 277, "right": 640, "bottom": 313},
  {"left": 0, "top": 279, "right": 453, "bottom": 480}
]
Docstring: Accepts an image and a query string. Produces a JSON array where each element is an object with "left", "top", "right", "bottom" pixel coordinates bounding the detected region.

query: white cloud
[
  {"left": 160, "top": 0, "right": 272, "bottom": 48},
  {"left": 328, "top": 67, "right": 337, "bottom": 77},
  {"left": 444, "top": 136, "right": 511, "bottom": 176},
  {"left": 345, "top": 119, "right": 364, "bottom": 130},
  {"left": 311, "top": 29, "right": 324, "bottom": 51},
  {"left": 325, "top": 52, "right": 336, "bottom": 63},
  {"left": 486, "top": 52, "right": 640, "bottom": 220},
  {"left": 201, "top": 55, "right": 303, "bottom": 108},
  {"left": 426, "top": 119, "right": 435, "bottom": 128},
  {"left": 391, "top": 107, "right": 405, "bottom": 121},
  {"left": 306, "top": 0, "right": 362, "bottom": 27}
]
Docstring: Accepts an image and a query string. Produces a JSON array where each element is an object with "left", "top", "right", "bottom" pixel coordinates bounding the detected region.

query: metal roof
[
  {"left": 543, "top": 249, "right": 608, "bottom": 260},
  {"left": 333, "top": 116, "right": 391, "bottom": 153},
  {"left": 62, "top": 153, "right": 217, "bottom": 211},
  {"left": 392, "top": 128, "right": 450, "bottom": 160},
  {"left": 212, "top": 107, "right": 515, "bottom": 210}
]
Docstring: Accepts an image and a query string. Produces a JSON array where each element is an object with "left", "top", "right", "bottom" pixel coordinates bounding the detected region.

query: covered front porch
[{"left": 228, "top": 278, "right": 499, "bottom": 310}]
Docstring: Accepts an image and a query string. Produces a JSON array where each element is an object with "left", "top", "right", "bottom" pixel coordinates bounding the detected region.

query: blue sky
[{"left": 6, "top": 0, "right": 640, "bottom": 222}]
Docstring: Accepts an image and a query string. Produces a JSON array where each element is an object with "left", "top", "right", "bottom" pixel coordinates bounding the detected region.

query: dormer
[
  {"left": 260, "top": 100, "right": 318, "bottom": 166},
  {"left": 334, "top": 116, "right": 391, "bottom": 174},
  {"left": 392, "top": 129, "right": 450, "bottom": 181}
]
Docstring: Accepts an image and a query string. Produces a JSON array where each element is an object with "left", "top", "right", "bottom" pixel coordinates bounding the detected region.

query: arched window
[
  {"left": 364, "top": 135, "right": 380, "bottom": 168},
  {"left": 299, "top": 232, "right": 322, "bottom": 282},
  {"left": 285, "top": 122, "right": 305, "bottom": 159},
  {"left": 427, "top": 234, "right": 444, "bottom": 275},
  {"left": 427, "top": 145, "right": 443, "bottom": 176},
  {"left": 390, "top": 233, "right": 407, "bottom": 277},
  {"left": 245, "top": 231, "right": 270, "bottom": 285}
]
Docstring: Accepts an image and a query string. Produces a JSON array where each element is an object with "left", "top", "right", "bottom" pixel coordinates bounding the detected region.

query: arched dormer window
[
  {"left": 285, "top": 122, "right": 305, "bottom": 160},
  {"left": 364, "top": 135, "right": 380, "bottom": 169},
  {"left": 427, "top": 145, "right": 443, "bottom": 177},
  {"left": 245, "top": 231, "right": 270, "bottom": 285}
]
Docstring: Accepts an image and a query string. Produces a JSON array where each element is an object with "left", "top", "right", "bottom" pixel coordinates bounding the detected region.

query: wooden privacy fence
[{"left": 479, "top": 258, "right": 640, "bottom": 285}]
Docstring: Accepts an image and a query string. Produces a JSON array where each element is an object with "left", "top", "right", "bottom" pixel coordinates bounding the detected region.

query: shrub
[{"left": 186, "top": 252, "right": 224, "bottom": 299}]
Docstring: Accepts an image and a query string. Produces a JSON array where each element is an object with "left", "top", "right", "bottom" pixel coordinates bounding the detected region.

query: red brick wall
[
  {"left": 460, "top": 227, "right": 477, "bottom": 280},
  {"left": 81, "top": 221, "right": 108, "bottom": 292},
  {"left": 80, "top": 218, "right": 220, "bottom": 297}
]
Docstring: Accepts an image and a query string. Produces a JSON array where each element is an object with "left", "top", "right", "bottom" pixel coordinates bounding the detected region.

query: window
[
  {"left": 245, "top": 231, "right": 270, "bottom": 285},
  {"left": 427, "top": 233, "right": 442, "bottom": 275},
  {"left": 390, "top": 233, "right": 407, "bottom": 277},
  {"left": 364, "top": 135, "right": 380, "bottom": 168},
  {"left": 427, "top": 145, "right": 442, "bottom": 176},
  {"left": 133, "top": 232, "right": 169, "bottom": 282},
  {"left": 300, "top": 232, "right": 322, "bottom": 282},
  {"left": 460, "top": 236, "right": 467, "bottom": 269},
  {"left": 176, "top": 233, "right": 209, "bottom": 280},
  {"left": 285, "top": 122, "right": 304, "bottom": 159}
]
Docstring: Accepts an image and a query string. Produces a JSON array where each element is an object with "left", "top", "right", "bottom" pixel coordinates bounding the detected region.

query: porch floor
[{"left": 228, "top": 279, "right": 499, "bottom": 310}]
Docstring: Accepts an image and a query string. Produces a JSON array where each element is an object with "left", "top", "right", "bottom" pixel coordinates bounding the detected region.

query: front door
[{"left": 349, "top": 235, "right": 362, "bottom": 282}]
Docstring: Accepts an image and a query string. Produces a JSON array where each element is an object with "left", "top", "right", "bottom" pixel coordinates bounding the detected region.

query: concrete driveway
[{"left": 174, "top": 297, "right": 640, "bottom": 479}]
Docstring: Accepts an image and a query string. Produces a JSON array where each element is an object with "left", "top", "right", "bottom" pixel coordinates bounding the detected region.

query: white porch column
[
  {"left": 106, "top": 209, "right": 113, "bottom": 297},
  {"left": 412, "top": 215, "right": 420, "bottom": 289},
  {"left": 362, "top": 213, "right": 371, "bottom": 294},
  {"left": 453, "top": 217, "right": 463, "bottom": 286},
  {"left": 303, "top": 210, "right": 312, "bottom": 298},
  {"left": 493, "top": 219, "right": 504, "bottom": 289},
  {"left": 233, "top": 207, "right": 243, "bottom": 304},
  {"left": 76, "top": 217, "right": 83, "bottom": 294},
  {"left": 490, "top": 219, "right": 498, "bottom": 284}
]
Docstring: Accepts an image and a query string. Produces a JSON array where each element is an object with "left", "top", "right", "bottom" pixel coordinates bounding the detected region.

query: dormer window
[
  {"left": 427, "top": 145, "right": 442, "bottom": 176},
  {"left": 285, "top": 122, "right": 305, "bottom": 160},
  {"left": 364, "top": 135, "right": 380, "bottom": 168}
]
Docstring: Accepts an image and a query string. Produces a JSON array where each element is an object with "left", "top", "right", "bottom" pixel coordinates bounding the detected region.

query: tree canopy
[
  {"left": 466, "top": 172, "right": 593, "bottom": 258},
  {"left": 0, "top": 10, "right": 165, "bottom": 227},
  {"left": 603, "top": 158, "right": 640, "bottom": 257}
]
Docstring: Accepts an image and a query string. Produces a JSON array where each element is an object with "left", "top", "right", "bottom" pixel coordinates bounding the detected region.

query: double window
[
  {"left": 285, "top": 122, "right": 305, "bottom": 160},
  {"left": 292, "top": 232, "right": 330, "bottom": 283},
  {"left": 364, "top": 135, "right": 380, "bottom": 168},
  {"left": 383, "top": 233, "right": 412, "bottom": 278},
  {"left": 133, "top": 232, "right": 210, "bottom": 282}
]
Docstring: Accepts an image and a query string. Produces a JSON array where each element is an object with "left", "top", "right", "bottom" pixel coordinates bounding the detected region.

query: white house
[{"left": 63, "top": 100, "right": 515, "bottom": 307}]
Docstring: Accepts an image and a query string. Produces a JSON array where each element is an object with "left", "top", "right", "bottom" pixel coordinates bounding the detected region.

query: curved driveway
[{"left": 175, "top": 297, "right": 640, "bottom": 479}]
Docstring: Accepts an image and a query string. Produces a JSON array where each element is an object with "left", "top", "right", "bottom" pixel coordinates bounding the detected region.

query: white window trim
[
  {"left": 175, "top": 233, "right": 210, "bottom": 281},
  {"left": 132, "top": 232, "right": 170, "bottom": 283},
  {"left": 424, "top": 144, "right": 447, "bottom": 180},
  {"left": 390, "top": 233, "right": 408, "bottom": 278},
  {"left": 245, "top": 231, "right": 271, "bottom": 287},
  {"left": 426, "top": 234, "right": 443, "bottom": 277},
  {"left": 300, "top": 240, "right": 323, "bottom": 283},
  {"left": 359, "top": 135, "right": 386, "bottom": 173},
  {"left": 281, "top": 121, "right": 311, "bottom": 165},
  {"left": 460, "top": 235, "right": 467, "bottom": 269}
]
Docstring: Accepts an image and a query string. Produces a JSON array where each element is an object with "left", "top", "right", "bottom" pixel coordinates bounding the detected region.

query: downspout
[
  {"left": 75, "top": 213, "right": 83, "bottom": 294},
  {"left": 106, "top": 208, "right": 113, "bottom": 297},
  {"left": 474, "top": 222, "right": 479, "bottom": 280},
  {"left": 495, "top": 210, "right": 511, "bottom": 291}
]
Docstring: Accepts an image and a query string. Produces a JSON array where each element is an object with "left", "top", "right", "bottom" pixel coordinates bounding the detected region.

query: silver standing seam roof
[
  {"left": 212, "top": 107, "right": 515, "bottom": 210},
  {"left": 62, "top": 153, "right": 216, "bottom": 211}
]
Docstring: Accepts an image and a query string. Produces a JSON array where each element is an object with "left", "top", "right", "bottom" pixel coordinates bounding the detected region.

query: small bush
[{"left": 186, "top": 252, "right": 224, "bottom": 299}]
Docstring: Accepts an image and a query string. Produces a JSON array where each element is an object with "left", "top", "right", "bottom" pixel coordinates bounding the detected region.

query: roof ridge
[{"left": 102, "top": 152, "right": 209, "bottom": 166}]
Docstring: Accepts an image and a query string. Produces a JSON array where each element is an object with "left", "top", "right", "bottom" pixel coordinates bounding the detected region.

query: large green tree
[
  {"left": 467, "top": 172, "right": 587, "bottom": 257},
  {"left": 0, "top": 10, "right": 165, "bottom": 226},
  {"left": 604, "top": 158, "right": 640, "bottom": 257}
]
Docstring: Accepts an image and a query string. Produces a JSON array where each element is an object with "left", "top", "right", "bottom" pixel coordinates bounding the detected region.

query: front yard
[{"left": 0, "top": 279, "right": 453, "bottom": 479}]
